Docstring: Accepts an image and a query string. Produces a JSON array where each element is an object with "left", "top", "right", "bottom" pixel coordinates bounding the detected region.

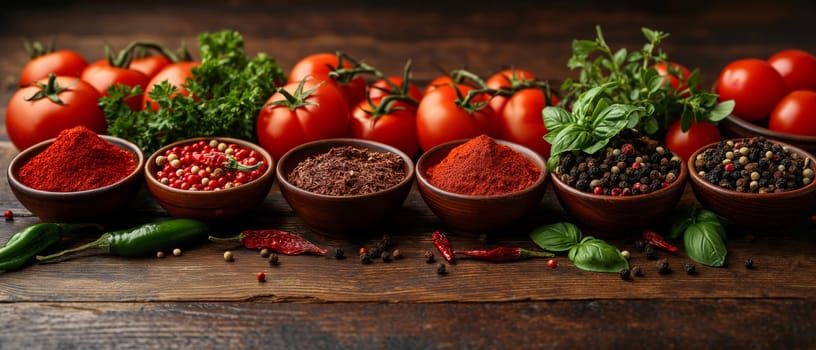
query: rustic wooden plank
[{"left": 0, "top": 300, "right": 813, "bottom": 349}]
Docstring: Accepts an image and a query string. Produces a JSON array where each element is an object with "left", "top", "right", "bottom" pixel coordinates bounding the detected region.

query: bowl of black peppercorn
[{"left": 687, "top": 137, "right": 816, "bottom": 230}]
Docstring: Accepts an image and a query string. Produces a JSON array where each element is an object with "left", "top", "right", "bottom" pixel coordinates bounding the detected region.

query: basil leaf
[
  {"left": 695, "top": 209, "right": 722, "bottom": 224},
  {"left": 549, "top": 124, "right": 593, "bottom": 156},
  {"left": 570, "top": 237, "right": 629, "bottom": 273},
  {"left": 708, "top": 100, "right": 735, "bottom": 122},
  {"left": 543, "top": 106, "right": 575, "bottom": 139},
  {"left": 669, "top": 216, "right": 692, "bottom": 240},
  {"left": 530, "top": 222, "right": 582, "bottom": 252},
  {"left": 684, "top": 222, "right": 728, "bottom": 267}
]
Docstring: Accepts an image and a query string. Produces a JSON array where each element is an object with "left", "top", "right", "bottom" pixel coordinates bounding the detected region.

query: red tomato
[
  {"left": 143, "top": 61, "right": 200, "bottom": 111},
  {"left": 423, "top": 75, "right": 456, "bottom": 96},
  {"left": 19, "top": 50, "right": 87, "bottom": 87},
  {"left": 288, "top": 53, "right": 366, "bottom": 108},
  {"left": 500, "top": 88, "right": 557, "bottom": 158},
  {"left": 5, "top": 75, "right": 106, "bottom": 151},
  {"left": 664, "top": 119, "right": 722, "bottom": 161},
  {"left": 130, "top": 55, "right": 172, "bottom": 79},
  {"left": 715, "top": 58, "right": 786, "bottom": 121},
  {"left": 257, "top": 79, "right": 351, "bottom": 160},
  {"left": 416, "top": 84, "right": 499, "bottom": 152},
  {"left": 768, "top": 49, "right": 816, "bottom": 93},
  {"left": 81, "top": 62, "right": 150, "bottom": 110},
  {"left": 350, "top": 100, "right": 419, "bottom": 158},
  {"left": 486, "top": 68, "right": 536, "bottom": 115},
  {"left": 769, "top": 90, "right": 816, "bottom": 136},
  {"left": 654, "top": 62, "right": 691, "bottom": 94},
  {"left": 368, "top": 76, "right": 423, "bottom": 112}
]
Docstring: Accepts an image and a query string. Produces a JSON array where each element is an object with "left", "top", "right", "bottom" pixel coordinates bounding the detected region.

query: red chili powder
[
  {"left": 17, "top": 126, "right": 136, "bottom": 192},
  {"left": 425, "top": 135, "right": 541, "bottom": 195}
]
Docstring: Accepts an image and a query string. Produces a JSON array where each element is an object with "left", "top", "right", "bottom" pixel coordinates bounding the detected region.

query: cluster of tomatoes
[
  {"left": 258, "top": 53, "right": 559, "bottom": 162},
  {"left": 716, "top": 49, "right": 816, "bottom": 136},
  {"left": 6, "top": 42, "right": 198, "bottom": 151}
]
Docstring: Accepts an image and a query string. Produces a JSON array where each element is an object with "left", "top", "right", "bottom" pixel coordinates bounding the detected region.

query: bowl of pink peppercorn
[{"left": 144, "top": 137, "right": 275, "bottom": 221}]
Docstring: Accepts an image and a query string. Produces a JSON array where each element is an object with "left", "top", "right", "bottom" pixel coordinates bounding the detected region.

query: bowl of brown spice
[
  {"left": 7, "top": 126, "right": 145, "bottom": 223},
  {"left": 415, "top": 135, "right": 549, "bottom": 235},
  {"left": 687, "top": 137, "right": 816, "bottom": 230},
  {"left": 276, "top": 138, "right": 415, "bottom": 235}
]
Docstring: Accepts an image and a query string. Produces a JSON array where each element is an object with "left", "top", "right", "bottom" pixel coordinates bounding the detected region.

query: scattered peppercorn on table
[{"left": 2, "top": 1, "right": 816, "bottom": 349}]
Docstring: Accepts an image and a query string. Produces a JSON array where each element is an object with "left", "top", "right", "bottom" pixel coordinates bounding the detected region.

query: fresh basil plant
[{"left": 530, "top": 222, "right": 629, "bottom": 273}]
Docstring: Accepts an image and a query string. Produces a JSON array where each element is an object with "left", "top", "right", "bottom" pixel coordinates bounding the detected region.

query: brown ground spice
[{"left": 288, "top": 146, "right": 406, "bottom": 196}]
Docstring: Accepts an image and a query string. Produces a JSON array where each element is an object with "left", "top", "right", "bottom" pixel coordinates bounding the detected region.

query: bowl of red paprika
[
  {"left": 7, "top": 126, "right": 146, "bottom": 223},
  {"left": 415, "top": 135, "right": 549, "bottom": 234},
  {"left": 144, "top": 137, "right": 275, "bottom": 221}
]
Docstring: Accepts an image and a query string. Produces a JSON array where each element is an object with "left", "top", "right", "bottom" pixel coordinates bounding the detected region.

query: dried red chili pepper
[
  {"left": 642, "top": 229, "right": 678, "bottom": 253},
  {"left": 209, "top": 229, "right": 328, "bottom": 255},
  {"left": 192, "top": 152, "right": 261, "bottom": 172},
  {"left": 454, "top": 247, "right": 554, "bottom": 262},
  {"left": 431, "top": 230, "right": 455, "bottom": 263}
]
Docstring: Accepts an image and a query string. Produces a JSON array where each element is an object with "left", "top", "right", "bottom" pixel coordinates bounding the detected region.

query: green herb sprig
[
  {"left": 530, "top": 222, "right": 629, "bottom": 273},
  {"left": 560, "top": 26, "right": 734, "bottom": 136},
  {"left": 542, "top": 82, "right": 649, "bottom": 171},
  {"left": 100, "top": 30, "right": 285, "bottom": 154}
]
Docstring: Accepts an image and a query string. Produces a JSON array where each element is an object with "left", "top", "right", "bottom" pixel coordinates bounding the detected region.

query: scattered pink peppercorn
[
  {"left": 256, "top": 271, "right": 266, "bottom": 282},
  {"left": 547, "top": 259, "right": 558, "bottom": 269},
  {"left": 3, "top": 210, "right": 13, "bottom": 221}
]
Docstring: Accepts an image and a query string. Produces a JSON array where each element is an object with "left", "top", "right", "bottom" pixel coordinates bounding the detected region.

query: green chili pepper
[
  {"left": 0, "top": 223, "right": 102, "bottom": 271},
  {"left": 36, "top": 219, "right": 210, "bottom": 262}
]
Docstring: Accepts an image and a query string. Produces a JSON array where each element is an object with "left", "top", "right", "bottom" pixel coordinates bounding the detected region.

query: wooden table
[{"left": 1, "top": 1, "right": 815, "bottom": 348}]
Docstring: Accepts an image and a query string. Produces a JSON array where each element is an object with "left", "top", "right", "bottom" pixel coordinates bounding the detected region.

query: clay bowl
[
  {"left": 550, "top": 153, "right": 688, "bottom": 238},
  {"left": 144, "top": 137, "right": 275, "bottom": 221},
  {"left": 7, "top": 136, "right": 145, "bottom": 223},
  {"left": 720, "top": 114, "right": 816, "bottom": 155},
  {"left": 414, "top": 139, "right": 549, "bottom": 235},
  {"left": 276, "top": 138, "right": 415, "bottom": 235},
  {"left": 687, "top": 139, "right": 816, "bottom": 229}
]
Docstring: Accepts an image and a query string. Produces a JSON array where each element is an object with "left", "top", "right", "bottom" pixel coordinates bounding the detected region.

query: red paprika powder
[
  {"left": 425, "top": 134, "right": 540, "bottom": 195},
  {"left": 17, "top": 126, "right": 136, "bottom": 192}
]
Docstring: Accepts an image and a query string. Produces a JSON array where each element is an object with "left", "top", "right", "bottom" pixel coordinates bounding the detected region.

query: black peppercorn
[
  {"left": 368, "top": 247, "right": 382, "bottom": 259},
  {"left": 656, "top": 258, "right": 671, "bottom": 275},
  {"left": 424, "top": 250, "right": 435, "bottom": 264},
  {"left": 683, "top": 263, "right": 697, "bottom": 275},
  {"left": 268, "top": 254, "right": 279, "bottom": 266},
  {"left": 634, "top": 240, "right": 646, "bottom": 252},
  {"left": 360, "top": 252, "right": 372, "bottom": 265},
  {"left": 644, "top": 244, "right": 658, "bottom": 260},
  {"left": 744, "top": 258, "right": 755, "bottom": 269},
  {"left": 619, "top": 268, "right": 632, "bottom": 281},
  {"left": 436, "top": 263, "right": 448, "bottom": 275},
  {"left": 381, "top": 251, "right": 392, "bottom": 263},
  {"left": 631, "top": 265, "right": 643, "bottom": 277},
  {"left": 333, "top": 248, "right": 346, "bottom": 259}
]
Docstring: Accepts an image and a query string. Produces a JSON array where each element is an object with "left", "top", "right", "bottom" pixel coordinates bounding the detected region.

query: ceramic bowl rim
[
  {"left": 414, "top": 138, "right": 549, "bottom": 200},
  {"left": 687, "top": 138, "right": 816, "bottom": 199},
  {"left": 275, "top": 138, "right": 416, "bottom": 200},
  {"left": 8, "top": 135, "right": 146, "bottom": 197},
  {"left": 723, "top": 114, "right": 816, "bottom": 144},
  {"left": 144, "top": 136, "right": 275, "bottom": 195}
]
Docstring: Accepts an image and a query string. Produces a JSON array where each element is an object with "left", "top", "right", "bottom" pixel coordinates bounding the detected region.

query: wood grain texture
[{"left": 1, "top": 300, "right": 813, "bottom": 349}]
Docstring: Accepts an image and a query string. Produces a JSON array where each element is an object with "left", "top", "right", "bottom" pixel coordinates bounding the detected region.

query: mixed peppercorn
[
  {"left": 556, "top": 129, "right": 683, "bottom": 196},
  {"left": 693, "top": 137, "right": 813, "bottom": 193},
  {"left": 153, "top": 139, "right": 267, "bottom": 191}
]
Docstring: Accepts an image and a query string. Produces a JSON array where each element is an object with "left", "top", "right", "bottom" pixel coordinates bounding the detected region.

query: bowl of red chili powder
[
  {"left": 276, "top": 138, "right": 415, "bottom": 235},
  {"left": 415, "top": 135, "right": 549, "bottom": 234},
  {"left": 7, "top": 126, "right": 145, "bottom": 223}
]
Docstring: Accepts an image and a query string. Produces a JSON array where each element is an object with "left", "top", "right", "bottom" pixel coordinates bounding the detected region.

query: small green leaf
[
  {"left": 642, "top": 116, "right": 659, "bottom": 135},
  {"left": 708, "top": 100, "right": 735, "bottom": 122},
  {"left": 550, "top": 125, "right": 594, "bottom": 156},
  {"left": 543, "top": 106, "right": 576, "bottom": 136},
  {"left": 570, "top": 237, "right": 629, "bottom": 273},
  {"left": 613, "top": 48, "right": 628, "bottom": 67},
  {"left": 572, "top": 40, "right": 599, "bottom": 56},
  {"left": 641, "top": 27, "right": 658, "bottom": 42},
  {"left": 684, "top": 222, "right": 728, "bottom": 267},
  {"left": 530, "top": 222, "right": 583, "bottom": 252}
]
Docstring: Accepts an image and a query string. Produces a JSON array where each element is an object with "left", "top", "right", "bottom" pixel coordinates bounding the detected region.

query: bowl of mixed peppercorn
[
  {"left": 275, "top": 138, "right": 415, "bottom": 235},
  {"left": 688, "top": 137, "right": 816, "bottom": 229},
  {"left": 549, "top": 129, "right": 688, "bottom": 237},
  {"left": 144, "top": 137, "right": 275, "bottom": 221}
]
